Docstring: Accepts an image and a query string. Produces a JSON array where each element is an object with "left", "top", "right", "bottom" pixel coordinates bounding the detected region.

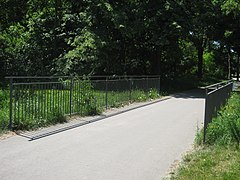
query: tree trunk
[
  {"left": 227, "top": 49, "right": 231, "bottom": 79},
  {"left": 197, "top": 47, "right": 204, "bottom": 80},
  {"left": 237, "top": 53, "right": 240, "bottom": 81}
]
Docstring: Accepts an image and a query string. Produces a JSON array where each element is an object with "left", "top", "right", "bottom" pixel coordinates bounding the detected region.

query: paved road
[{"left": 0, "top": 90, "right": 205, "bottom": 180}]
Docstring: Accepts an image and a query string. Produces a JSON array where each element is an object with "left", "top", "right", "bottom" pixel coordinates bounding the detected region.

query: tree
[{"left": 179, "top": 0, "right": 218, "bottom": 79}]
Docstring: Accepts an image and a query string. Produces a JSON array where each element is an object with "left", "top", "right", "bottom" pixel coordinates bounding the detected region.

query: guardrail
[
  {"left": 5, "top": 76, "right": 160, "bottom": 130},
  {"left": 203, "top": 80, "right": 233, "bottom": 143}
]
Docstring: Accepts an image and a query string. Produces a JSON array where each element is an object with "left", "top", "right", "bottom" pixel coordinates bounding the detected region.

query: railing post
[
  {"left": 203, "top": 88, "right": 208, "bottom": 143},
  {"left": 9, "top": 78, "right": 13, "bottom": 130},
  {"left": 158, "top": 76, "right": 161, "bottom": 95},
  {"left": 147, "top": 76, "right": 149, "bottom": 91},
  {"left": 105, "top": 77, "right": 108, "bottom": 110},
  {"left": 69, "top": 76, "right": 73, "bottom": 117},
  {"left": 129, "top": 78, "right": 132, "bottom": 102}
]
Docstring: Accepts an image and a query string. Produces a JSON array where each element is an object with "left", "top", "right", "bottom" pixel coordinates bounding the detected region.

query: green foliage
[
  {"left": 48, "top": 108, "right": 66, "bottom": 124},
  {"left": 0, "top": 89, "right": 9, "bottom": 132},
  {"left": 0, "top": 0, "right": 227, "bottom": 79},
  {"left": 0, "top": 0, "right": 239, "bottom": 82},
  {"left": 56, "top": 28, "right": 99, "bottom": 75},
  {"left": 134, "top": 90, "right": 148, "bottom": 102},
  {"left": 148, "top": 89, "right": 160, "bottom": 99}
]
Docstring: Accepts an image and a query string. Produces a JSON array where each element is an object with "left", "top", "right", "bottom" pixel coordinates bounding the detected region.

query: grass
[
  {"left": 171, "top": 146, "right": 240, "bottom": 180},
  {"left": 170, "top": 92, "right": 240, "bottom": 180}
]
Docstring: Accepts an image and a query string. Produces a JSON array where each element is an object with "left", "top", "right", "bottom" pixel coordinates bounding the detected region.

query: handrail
[
  {"left": 207, "top": 82, "right": 233, "bottom": 95},
  {"left": 204, "top": 80, "right": 232, "bottom": 90},
  {"left": 5, "top": 75, "right": 160, "bottom": 79}
]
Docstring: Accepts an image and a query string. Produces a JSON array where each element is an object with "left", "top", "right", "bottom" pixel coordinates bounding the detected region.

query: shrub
[{"left": 148, "top": 88, "right": 160, "bottom": 99}]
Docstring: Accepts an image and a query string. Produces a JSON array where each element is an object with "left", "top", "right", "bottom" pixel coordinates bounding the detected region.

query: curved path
[{"left": 0, "top": 90, "right": 205, "bottom": 180}]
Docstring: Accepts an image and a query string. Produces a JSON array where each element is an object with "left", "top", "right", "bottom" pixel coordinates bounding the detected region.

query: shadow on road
[
  {"left": 17, "top": 97, "right": 171, "bottom": 141},
  {"left": 172, "top": 89, "right": 205, "bottom": 99}
]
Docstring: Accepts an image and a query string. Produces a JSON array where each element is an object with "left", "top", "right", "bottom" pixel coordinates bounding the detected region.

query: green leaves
[
  {"left": 221, "top": 0, "right": 240, "bottom": 15},
  {"left": 0, "top": 0, "right": 239, "bottom": 80}
]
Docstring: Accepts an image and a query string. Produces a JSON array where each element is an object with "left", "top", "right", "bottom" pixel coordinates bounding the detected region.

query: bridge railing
[
  {"left": 203, "top": 80, "right": 233, "bottom": 142},
  {"left": 5, "top": 76, "right": 160, "bottom": 130}
]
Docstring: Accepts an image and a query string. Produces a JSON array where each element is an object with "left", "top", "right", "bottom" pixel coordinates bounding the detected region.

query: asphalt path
[{"left": 0, "top": 90, "right": 205, "bottom": 180}]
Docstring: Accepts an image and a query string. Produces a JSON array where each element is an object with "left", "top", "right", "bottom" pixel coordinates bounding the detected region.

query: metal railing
[
  {"left": 6, "top": 76, "right": 160, "bottom": 130},
  {"left": 203, "top": 80, "right": 233, "bottom": 142}
]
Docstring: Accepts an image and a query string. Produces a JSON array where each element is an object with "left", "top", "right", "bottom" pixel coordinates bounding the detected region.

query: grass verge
[{"left": 171, "top": 146, "right": 240, "bottom": 180}]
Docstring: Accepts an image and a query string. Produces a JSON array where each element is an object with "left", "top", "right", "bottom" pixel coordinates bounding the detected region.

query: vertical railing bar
[
  {"left": 66, "top": 81, "right": 68, "bottom": 114},
  {"left": 36, "top": 84, "right": 39, "bottom": 126},
  {"left": 67, "top": 81, "right": 69, "bottom": 114},
  {"left": 9, "top": 78, "right": 13, "bottom": 130},
  {"left": 17, "top": 85, "right": 20, "bottom": 128},
  {"left": 49, "top": 83, "right": 51, "bottom": 114},
  {"left": 14, "top": 85, "right": 17, "bottom": 128},
  {"left": 70, "top": 77, "right": 73, "bottom": 117},
  {"left": 59, "top": 82, "right": 62, "bottom": 115},
  {"left": 203, "top": 88, "right": 208, "bottom": 143},
  {"left": 34, "top": 85, "right": 38, "bottom": 122},
  {"left": 77, "top": 80, "right": 80, "bottom": 113},
  {"left": 46, "top": 84, "right": 49, "bottom": 120},
  {"left": 28, "top": 84, "right": 31, "bottom": 122},
  {"left": 105, "top": 77, "right": 108, "bottom": 110},
  {"left": 147, "top": 76, "right": 149, "bottom": 97},
  {"left": 24, "top": 84, "right": 27, "bottom": 124},
  {"left": 72, "top": 81, "right": 74, "bottom": 113},
  {"left": 158, "top": 76, "right": 161, "bottom": 95},
  {"left": 22, "top": 85, "right": 24, "bottom": 126},
  {"left": 63, "top": 81, "right": 65, "bottom": 114},
  {"left": 41, "top": 83, "right": 43, "bottom": 122},
  {"left": 44, "top": 83, "right": 46, "bottom": 120},
  {"left": 31, "top": 85, "right": 34, "bottom": 123},
  {"left": 63, "top": 81, "right": 66, "bottom": 115},
  {"left": 57, "top": 83, "right": 60, "bottom": 114},
  {"left": 80, "top": 80, "right": 82, "bottom": 113},
  {"left": 21, "top": 84, "right": 24, "bottom": 126},
  {"left": 82, "top": 80, "right": 84, "bottom": 115},
  {"left": 52, "top": 84, "right": 56, "bottom": 116},
  {"left": 39, "top": 84, "right": 42, "bottom": 125},
  {"left": 129, "top": 78, "right": 132, "bottom": 102}
]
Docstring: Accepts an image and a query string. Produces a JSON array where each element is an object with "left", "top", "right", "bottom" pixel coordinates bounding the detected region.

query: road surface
[{"left": 0, "top": 90, "right": 205, "bottom": 180}]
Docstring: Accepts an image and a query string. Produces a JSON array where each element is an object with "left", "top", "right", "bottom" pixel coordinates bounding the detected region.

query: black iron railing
[
  {"left": 5, "top": 76, "right": 160, "bottom": 130},
  {"left": 203, "top": 80, "right": 233, "bottom": 142}
]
